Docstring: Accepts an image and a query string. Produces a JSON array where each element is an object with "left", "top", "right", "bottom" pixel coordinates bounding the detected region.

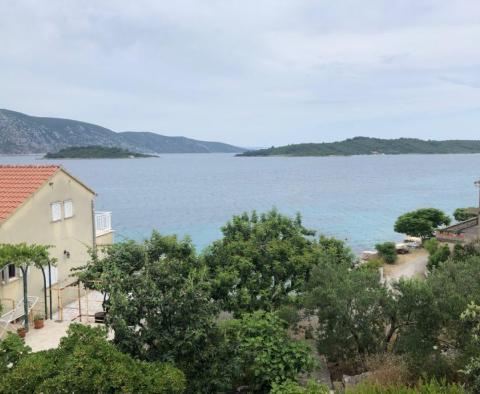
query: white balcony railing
[{"left": 95, "top": 211, "right": 112, "bottom": 236}]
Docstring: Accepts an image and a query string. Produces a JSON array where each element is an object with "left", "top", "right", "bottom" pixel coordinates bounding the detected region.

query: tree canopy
[
  {"left": 394, "top": 208, "right": 451, "bottom": 239},
  {"left": 203, "top": 210, "right": 319, "bottom": 315}
]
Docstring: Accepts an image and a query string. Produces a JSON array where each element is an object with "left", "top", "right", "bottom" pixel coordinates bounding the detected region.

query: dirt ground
[{"left": 382, "top": 249, "right": 428, "bottom": 282}]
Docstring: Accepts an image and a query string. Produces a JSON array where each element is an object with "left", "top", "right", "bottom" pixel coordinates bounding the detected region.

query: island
[
  {"left": 44, "top": 146, "right": 157, "bottom": 159},
  {"left": 237, "top": 137, "right": 480, "bottom": 157}
]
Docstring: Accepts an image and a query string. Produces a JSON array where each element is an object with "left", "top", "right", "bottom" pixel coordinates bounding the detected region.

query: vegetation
[
  {"left": 221, "top": 311, "right": 315, "bottom": 392},
  {"left": 203, "top": 210, "right": 318, "bottom": 316},
  {"left": 305, "top": 258, "right": 389, "bottom": 366},
  {"left": 237, "top": 136, "right": 480, "bottom": 157},
  {"left": 394, "top": 208, "right": 451, "bottom": 239},
  {"left": 453, "top": 207, "right": 478, "bottom": 222},
  {"left": 78, "top": 229, "right": 314, "bottom": 393},
  {"left": 375, "top": 242, "right": 397, "bottom": 264},
  {"left": 345, "top": 380, "right": 468, "bottom": 394},
  {"left": 44, "top": 145, "right": 156, "bottom": 159},
  {"left": 270, "top": 380, "right": 329, "bottom": 393},
  {"left": 0, "top": 324, "right": 185, "bottom": 393},
  {"left": 4, "top": 208, "right": 480, "bottom": 392},
  {"left": 0, "top": 243, "right": 55, "bottom": 329},
  {"left": 424, "top": 238, "right": 451, "bottom": 270}
]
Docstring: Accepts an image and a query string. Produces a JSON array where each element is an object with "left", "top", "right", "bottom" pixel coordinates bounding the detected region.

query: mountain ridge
[
  {"left": 0, "top": 109, "right": 244, "bottom": 154},
  {"left": 238, "top": 136, "right": 480, "bottom": 157}
]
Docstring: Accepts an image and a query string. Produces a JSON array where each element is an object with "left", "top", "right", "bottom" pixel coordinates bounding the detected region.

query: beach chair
[{"left": 0, "top": 296, "right": 38, "bottom": 337}]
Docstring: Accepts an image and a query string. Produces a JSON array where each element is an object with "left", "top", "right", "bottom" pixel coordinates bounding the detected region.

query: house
[
  {"left": 436, "top": 216, "right": 480, "bottom": 244},
  {"left": 0, "top": 165, "right": 113, "bottom": 317}
]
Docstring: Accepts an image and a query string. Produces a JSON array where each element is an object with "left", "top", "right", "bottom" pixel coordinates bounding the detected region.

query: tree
[
  {"left": 375, "top": 242, "right": 397, "bottom": 264},
  {"left": 453, "top": 207, "right": 477, "bottom": 222},
  {"left": 387, "top": 279, "right": 442, "bottom": 367},
  {"left": 0, "top": 243, "right": 55, "bottom": 330},
  {"left": 203, "top": 209, "right": 319, "bottom": 315},
  {"left": 0, "top": 324, "right": 185, "bottom": 394},
  {"left": 394, "top": 208, "right": 451, "bottom": 240},
  {"left": 390, "top": 257, "right": 480, "bottom": 378},
  {"left": 221, "top": 311, "right": 315, "bottom": 393},
  {"left": 305, "top": 259, "right": 391, "bottom": 364},
  {"left": 77, "top": 232, "right": 230, "bottom": 393}
]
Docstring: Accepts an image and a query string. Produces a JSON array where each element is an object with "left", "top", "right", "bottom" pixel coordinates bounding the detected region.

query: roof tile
[{"left": 0, "top": 165, "right": 60, "bottom": 222}]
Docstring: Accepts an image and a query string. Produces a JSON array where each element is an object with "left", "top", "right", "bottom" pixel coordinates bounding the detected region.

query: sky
[{"left": 1, "top": 1, "right": 480, "bottom": 147}]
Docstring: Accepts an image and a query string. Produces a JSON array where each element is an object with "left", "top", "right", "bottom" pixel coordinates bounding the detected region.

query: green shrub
[
  {"left": 375, "top": 242, "right": 397, "bottom": 264},
  {"left": 270, "top": 379, "right": 329, "bottom": 394},
  {"left": 0, "top": 324, "right": 186, "bottom": 394},
  {"left": 221, "top": 311, "right": 315, "bottom": 393}
]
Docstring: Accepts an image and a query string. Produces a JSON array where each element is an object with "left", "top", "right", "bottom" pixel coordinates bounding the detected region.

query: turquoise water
[{"left": 1, "top": 153, "right": 479, "bottom": 253}]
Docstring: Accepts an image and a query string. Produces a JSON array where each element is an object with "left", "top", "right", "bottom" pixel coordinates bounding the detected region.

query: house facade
[{"left": 0, "top": 165, "right": 113, "bottom": 315}]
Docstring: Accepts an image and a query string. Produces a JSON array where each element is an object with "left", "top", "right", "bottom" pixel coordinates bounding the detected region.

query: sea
[{"left": 2, "top": 153, "right": 479, "bottom": 253}]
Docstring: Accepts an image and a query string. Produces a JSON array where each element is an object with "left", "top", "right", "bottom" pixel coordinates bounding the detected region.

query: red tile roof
[{"left": 0, "top": 165, "right": 60, "bottom": 222}]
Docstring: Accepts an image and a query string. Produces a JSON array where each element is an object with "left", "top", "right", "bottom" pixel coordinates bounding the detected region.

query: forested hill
[
  {"left": 44, "top": 146, "right": 156, "bottom": 159},
  {"left": 238, "top": 137, "right": 480, "bottom": 157},
  {"left": 0, "top": 109, "right": 245, "bottom": 154}
]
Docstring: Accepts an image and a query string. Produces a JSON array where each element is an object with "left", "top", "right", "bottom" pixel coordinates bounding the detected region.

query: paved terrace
[{"left": 24, "top": 290, "right": 105, "bottom": 352}]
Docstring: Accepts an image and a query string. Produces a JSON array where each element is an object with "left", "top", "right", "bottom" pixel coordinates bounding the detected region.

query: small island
[
  {"left": 237, "top": 137, "right": 480, "bottom": 157},
  {"left": 44, "top": 146, "right": 157, "bottom": 159}
]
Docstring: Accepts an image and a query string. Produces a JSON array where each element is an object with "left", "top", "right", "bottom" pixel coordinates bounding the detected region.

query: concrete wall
[{"left": 0, "top": 170, "right": 96, "bottom": 317}]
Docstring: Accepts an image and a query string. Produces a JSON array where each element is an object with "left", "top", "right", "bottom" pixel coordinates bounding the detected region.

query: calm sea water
[{"left": 2, "top": 153, "right": 479, "bottom": 253}]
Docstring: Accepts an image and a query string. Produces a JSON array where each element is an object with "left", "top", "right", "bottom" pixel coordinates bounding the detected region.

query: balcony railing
[{"left": 95, "top": 211, "right": 112, "bottom": 236}]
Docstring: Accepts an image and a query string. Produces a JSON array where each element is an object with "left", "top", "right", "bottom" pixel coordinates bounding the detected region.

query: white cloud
[{"left": 0, "top": 0, "right": 479, "bottom": 145}]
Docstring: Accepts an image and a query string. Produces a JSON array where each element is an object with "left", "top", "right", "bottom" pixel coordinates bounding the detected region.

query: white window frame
[
  {"left": 64, "top": 199, "right": 74, "bottom": 219},
  {"left": 51, "top": 201, "right": 62, "bottom": 222}
]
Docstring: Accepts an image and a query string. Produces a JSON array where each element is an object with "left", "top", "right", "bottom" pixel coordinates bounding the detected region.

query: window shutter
[
  {"left": 51, "top": 202, "right": 62, "bottom": 221},
  {"left": 64, "top": 200, "right": 74, "bottom": 218}
]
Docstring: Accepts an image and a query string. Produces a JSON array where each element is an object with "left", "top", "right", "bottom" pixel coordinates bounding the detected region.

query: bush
[
  {"left": 221, "top": 311, "right": 315, "bottom": 393},
  {"left": 270, "top": 379, "right": 329, "bottom": 394},
  {"left": 424, "top": 238, "right": 451, "bottom": 270},
  {"left": 0, "top": 324, "right": 186, "bottom": 394},
  {"left": 375, "top": 242, "right": 397, "bottom": 264}
]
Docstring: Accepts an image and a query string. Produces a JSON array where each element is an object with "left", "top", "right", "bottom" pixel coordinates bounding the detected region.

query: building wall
[{"left": 0, "top": 170, "right": 95, "bottom": 316}]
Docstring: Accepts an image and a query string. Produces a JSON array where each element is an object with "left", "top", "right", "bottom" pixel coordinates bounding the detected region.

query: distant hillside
[
  {"left": 44, "top": 146, "right": 156, "bottom": 159},
  {"left": 120, "top": 131, "right": 243, "bottom": 154},
  {"left": 0, "top": 109, "right": 245, "bottom": 154},
  {"left": 238, "top": 137, "right": 480, "bottom": 157}
]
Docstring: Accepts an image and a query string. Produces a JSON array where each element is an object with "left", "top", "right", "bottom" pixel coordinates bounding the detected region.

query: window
[
  {"left": 51, "top": 202, "right": 62, "bottom": 221},
  {"left": 1, "top": 264, "right": 17, "bottom": 283},
  {"left": 64, "top": 200, "right": 74, "bottom": 219}
]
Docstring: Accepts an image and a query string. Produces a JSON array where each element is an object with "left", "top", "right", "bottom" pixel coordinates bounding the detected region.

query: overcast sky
[{"left": 1, "top": 1, "right": 479, "bottom": 147}]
